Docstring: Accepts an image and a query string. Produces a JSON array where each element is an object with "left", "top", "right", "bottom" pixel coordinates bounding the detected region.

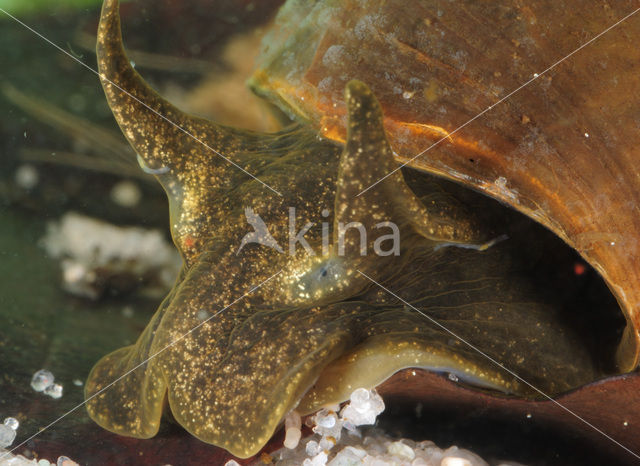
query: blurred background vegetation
[{"left": 0, "top": 0, "right": 108, "bottom": 16}]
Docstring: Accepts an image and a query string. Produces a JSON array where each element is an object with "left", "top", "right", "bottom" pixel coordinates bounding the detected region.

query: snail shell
[{"left": 250, "top": 0, "right": 640, "bottom": 371}]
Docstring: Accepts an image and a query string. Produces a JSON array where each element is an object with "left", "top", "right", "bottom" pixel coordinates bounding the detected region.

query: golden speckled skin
[{"left": 86, "top": 0, "right": 599, "bottom": 458}]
